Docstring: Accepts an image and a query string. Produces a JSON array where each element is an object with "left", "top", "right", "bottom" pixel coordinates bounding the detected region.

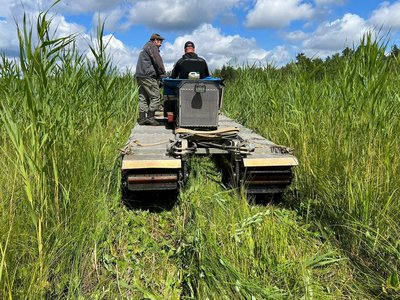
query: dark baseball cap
[
  {"left": 150, "top": 33, "right": 165, "bottom": 41},
  {"left": 184, "top": 41, "right": 195, "bottom": 49}
]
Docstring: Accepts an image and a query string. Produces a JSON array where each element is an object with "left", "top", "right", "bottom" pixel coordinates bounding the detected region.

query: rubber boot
[
  {"left": 138, "top": 112, "right": 147, "bottom": 125},
  {"left": 146, "top": 110, "right": 160, "bottom": 126}
]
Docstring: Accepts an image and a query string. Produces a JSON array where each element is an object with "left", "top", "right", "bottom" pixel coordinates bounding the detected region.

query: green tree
[{"left": 390, "top": 44, "right": 399, "bottom": 58}]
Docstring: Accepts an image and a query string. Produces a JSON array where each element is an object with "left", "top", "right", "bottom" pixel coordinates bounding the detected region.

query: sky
[{"left": 1, "top": 0, "right": 400, "bottom": 72}]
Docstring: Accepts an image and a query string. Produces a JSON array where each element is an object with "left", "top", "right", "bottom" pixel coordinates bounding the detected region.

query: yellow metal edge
[
  {"left": 243, "top": 157, "right": 299, "bottom": 167},
  {"left": 122, "top": 159, "right": 181, "bottom": 169}
]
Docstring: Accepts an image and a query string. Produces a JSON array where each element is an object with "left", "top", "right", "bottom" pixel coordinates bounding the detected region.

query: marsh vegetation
[{"left": 0, "top": 10, "right": 399, "bottom": 299}]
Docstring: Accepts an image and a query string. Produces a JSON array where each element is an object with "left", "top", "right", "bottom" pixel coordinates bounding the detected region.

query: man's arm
[
  {"left": 199, "top": 57, "right": 210, "bottom": 78},
  {"left": 170, "top": 59, "right": 181, "bottom": 78}
]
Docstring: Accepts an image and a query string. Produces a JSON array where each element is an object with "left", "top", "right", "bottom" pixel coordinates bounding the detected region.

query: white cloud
[
  {"left": 0, "top": 0, "right": 135, "bottom": 72},
  {"left": 127, "top": 0, "right": 239, "bottom": 31},
  {"left": 0, "top": 1, "right": 44, "bottom": 57},
  {"left": 56, "top": 0, "right": 125, "bottom": 14},
  {"left": 245, "top": 0, "right": 314, "bottom": 28},
  {"left": 93, "top": 7, "right": 126, "bottom": 31},
  {"left": 0, "top": 0, "right": 12, "bottom": 17},
  {"left": 2, "top": 0, "right": 395, "bottom": 73},
  {"left": 264, "top": 45, "right": 292, "bottom": 66},
  {"left": 0, "top": 0, "right": 108, "bottom": 18},
  {"left": 161, "top": 23, "right": 291, "bottom": 70},
  {"left": 86, "top": 34, "right": 137, "bottom": 73},
  {"left": 0, "top": 20, "right": 18, "bottom": 57},
  {"left": 301, "top": 13, "right": 371, "bottom": 57},
  {"left": 0, "top": 0, "right": 89, "bottom": 58},
  {"left": 15, "top": 0, "right": 241, "bottom": 33},
  {"left": 314, "top": 0, "right": 344, "bottom": 5},
  {"left": 284, "top": 30, "right": 309, "bottom": 42},
  {"left": 370, "top": 1, "right": 400, "bottom": 30},
  {"left": 51, "top": 16, "right": 86, "bottom": 38}
]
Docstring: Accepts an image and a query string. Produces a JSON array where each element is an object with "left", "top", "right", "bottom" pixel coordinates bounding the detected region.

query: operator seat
[{"left": 177, "top": 58, "right": 209, "bottom": 79}]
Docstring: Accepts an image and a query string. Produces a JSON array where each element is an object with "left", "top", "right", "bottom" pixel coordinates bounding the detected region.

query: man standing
[
  {"left": 171, "top": 41, "right": 210, "bottom": 79},
  {"left": 135, "top": 33, "right": 166, "bottom": 125}
]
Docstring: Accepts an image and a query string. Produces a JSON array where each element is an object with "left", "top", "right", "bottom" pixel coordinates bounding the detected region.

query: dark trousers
[{"left": 137, "top": 77, "right": 161, "bottom": 113}]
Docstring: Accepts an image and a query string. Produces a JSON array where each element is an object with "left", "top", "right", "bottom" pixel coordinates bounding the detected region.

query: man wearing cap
[
  {"left": 171, "top": 41, "right": 210, "bottom": 79},
  {"left": 135, "top": 33, "right": 166, "bottom": 125}
]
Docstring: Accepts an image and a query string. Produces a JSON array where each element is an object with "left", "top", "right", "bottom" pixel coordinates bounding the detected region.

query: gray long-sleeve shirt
[{"left": 135, "top": 41, "right": 166, "bottom": 79}]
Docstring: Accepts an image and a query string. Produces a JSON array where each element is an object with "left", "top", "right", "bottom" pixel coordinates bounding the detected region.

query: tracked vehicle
[{"left": 121, "top": 78, "right": 298, "bottom": 202}]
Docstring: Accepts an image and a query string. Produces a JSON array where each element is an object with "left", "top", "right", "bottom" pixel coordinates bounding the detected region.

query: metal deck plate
[
  {"left": 122, "top": 114, "right": 298, "bottom": 170},
  {"left": 218, "top": 115, "right": 299, "bottom": 167},
  {"left": 122, "top": 123, "right": 180, "bottom": 169}
]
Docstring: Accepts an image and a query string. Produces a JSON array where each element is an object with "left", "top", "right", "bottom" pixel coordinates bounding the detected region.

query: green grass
[
  {"left": 0, "top": 9, "right": 399, "bottom": 299},
  {"left": 223, "top": 33, "right": 400, "bottom": 298},
  {"left": 0, "top": 11, "right": 138, "bottom": 298},
  {"left": 88, "top": 158, "right": 356, "bottom": 299}
]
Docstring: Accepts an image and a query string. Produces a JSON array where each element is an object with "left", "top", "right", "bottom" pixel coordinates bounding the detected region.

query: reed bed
[
  {"left": 223, "top": 34, "right": 400, "bottom": 298},
  {"left": 0, "top": 10, "right": 399, "bottom": 299},
  {"left": 0, "top": 12, "right": 137, "bottom": 298}
]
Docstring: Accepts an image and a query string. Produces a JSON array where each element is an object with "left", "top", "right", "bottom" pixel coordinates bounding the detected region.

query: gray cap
[{"left": 150, "top": 33, "right": 165, "bottom": 41}]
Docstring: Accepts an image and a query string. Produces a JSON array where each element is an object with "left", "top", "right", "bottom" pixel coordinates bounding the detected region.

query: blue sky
[{"left": 1, "top": 0, "right": 400, "bottom": 72}]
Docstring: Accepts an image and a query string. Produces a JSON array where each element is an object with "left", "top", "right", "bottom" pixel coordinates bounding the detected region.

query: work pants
[{"left": 136, "top": 77, "right": 161, "bottom": 113}]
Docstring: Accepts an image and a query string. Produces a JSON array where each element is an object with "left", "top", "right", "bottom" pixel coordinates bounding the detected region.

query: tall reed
[
  {"left": 223, "top": 33, "right": 400, "bottom": 297},
  {"left": 0, "top": 9, "right": 137, "bottom": 298},
  {"left": 1, "top": 5, "right": 399, "bottom": 299}
]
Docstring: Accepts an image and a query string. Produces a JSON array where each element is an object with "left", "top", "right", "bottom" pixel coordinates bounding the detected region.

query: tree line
[{"left": 214, "top": 43, "right": 400, "bottom": 82}]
